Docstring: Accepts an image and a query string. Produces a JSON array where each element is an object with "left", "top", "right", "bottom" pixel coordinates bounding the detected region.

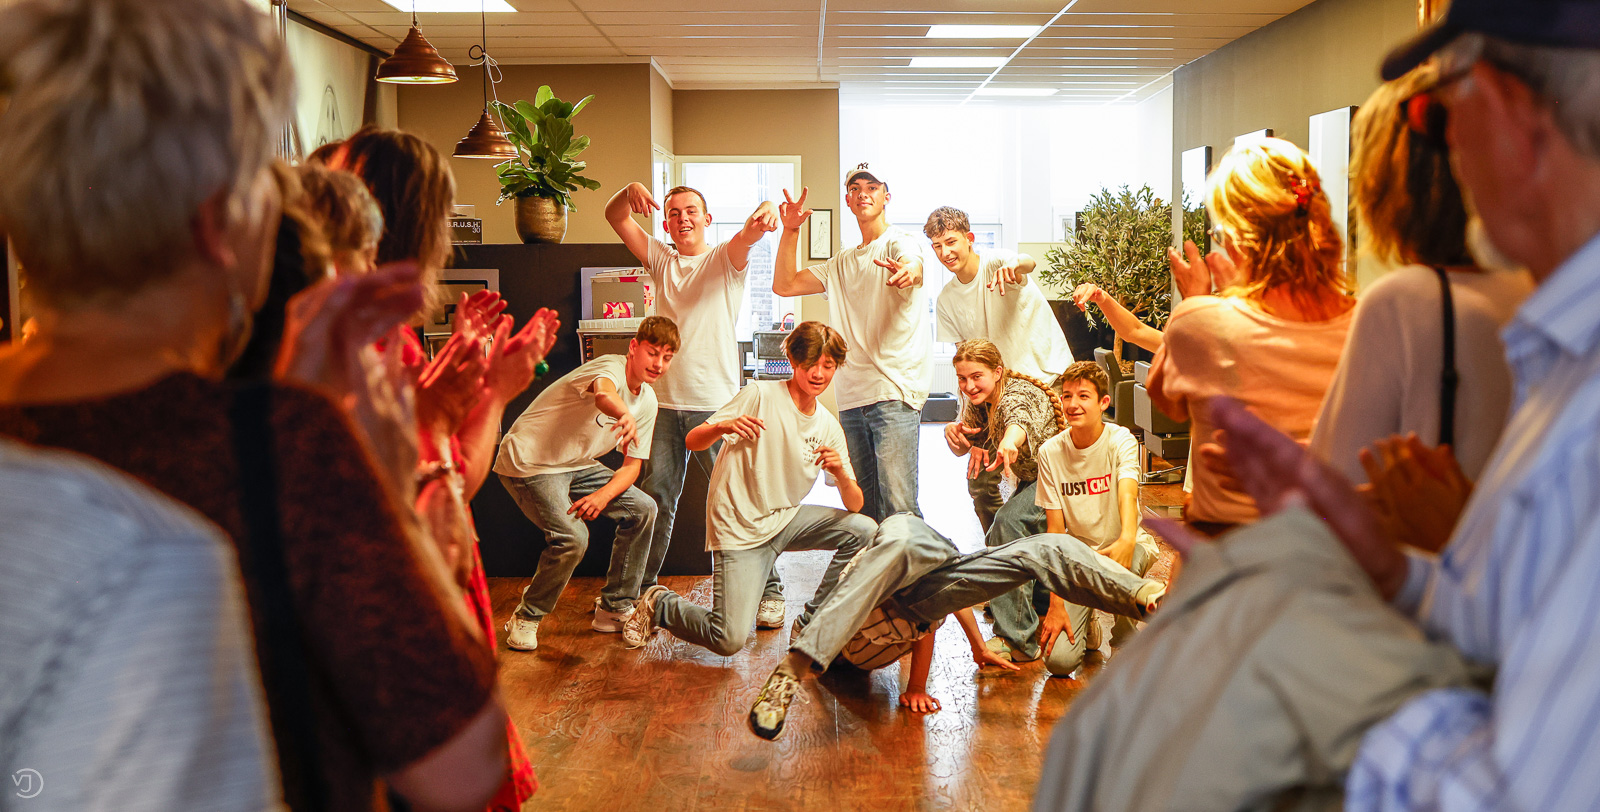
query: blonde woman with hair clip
[{"left": 1147, "top": 137, "right": 1356, "bottom": 536}]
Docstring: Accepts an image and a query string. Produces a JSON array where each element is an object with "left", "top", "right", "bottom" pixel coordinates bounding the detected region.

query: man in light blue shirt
[{"left": 1184, "top": 4, "right": 1600, "bottom": 809}]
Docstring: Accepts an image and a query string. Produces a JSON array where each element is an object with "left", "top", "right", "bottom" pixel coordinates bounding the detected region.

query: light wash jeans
[
  {"left": 640, "top": 407, "right": 783, "bottom": 601},
  {"left": 791, "top": 515, "right": 1157, "bottom": 673},
  {"left": 654, "top": 505, "right": 876, "bottom": 656},
  {"left": 967, "top": 465, "right": 1004, "bottom": 532},
  {"left": 892, "top": 531, "right": 1158, "bottom": 676},
  {"left": 840, "top": 399, "right": 923, "bottom": 522},
  {"left": 499, "top": 465, "right": 657, "bottom": 620},
  {"left": 988, "top": 523, "right": 1158, "bottom": 674},
  {"left": 984, "top": 479, "right": 1048, "bottom": 653}
]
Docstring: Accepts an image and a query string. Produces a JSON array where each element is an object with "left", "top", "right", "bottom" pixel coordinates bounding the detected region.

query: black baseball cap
[{"left": 1383, "top": 0, "right": 1600, "bottom": 80}]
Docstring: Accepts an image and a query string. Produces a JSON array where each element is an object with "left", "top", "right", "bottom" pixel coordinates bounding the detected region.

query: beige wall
[
  {"left": 398, "top": 63, "right": 655, "bottom": 244},
  {"left": 673, "top": 88, "right": 841, "bottom": 329},
  {"left": 1172, "top": 0, "right": 1415, "bottom": 155}
]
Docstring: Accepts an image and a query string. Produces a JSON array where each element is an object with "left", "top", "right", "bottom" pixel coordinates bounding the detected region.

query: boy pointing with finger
[{"left": 771, "top": 165, "right": 932, "bottom": 522}]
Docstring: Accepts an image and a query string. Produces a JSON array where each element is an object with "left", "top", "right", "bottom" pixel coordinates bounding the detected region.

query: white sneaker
[
  {"left": 504, "top": 617, "right": 540, "bottom": 651},
  {"left": 592, "top": 597, "right": 632, "bottom": 633},
  {"left": 623, "top": 585, "right": 670, "bottom": 648},
  {"left": 756, "top": 598, "right": 786, "bottom": 629}
]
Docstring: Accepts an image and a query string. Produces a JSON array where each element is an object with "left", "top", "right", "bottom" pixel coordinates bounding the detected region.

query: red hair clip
[{"left": 1289, "top": 176, "right": 1316, "bottom": 216}]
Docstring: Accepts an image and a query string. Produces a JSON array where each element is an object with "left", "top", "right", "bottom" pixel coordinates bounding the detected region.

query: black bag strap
[
  {"left": 1431, "top": 267, "right": 1459, "bottom": 448},
  {"left": 230, "top": 383, "right": 327, "bottom": 812}
]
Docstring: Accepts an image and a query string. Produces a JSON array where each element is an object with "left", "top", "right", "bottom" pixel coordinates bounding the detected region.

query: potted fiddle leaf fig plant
[{"left": 491, "top": 86, "right": 600, "bottom": 244}]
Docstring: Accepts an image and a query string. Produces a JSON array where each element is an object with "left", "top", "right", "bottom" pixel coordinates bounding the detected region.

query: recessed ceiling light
[
  {"left": 925, "top": 25, "right": 1042, "bottom": 39},
  {"left": 975, "top": 87, "right": 1058, "bottom": 96},
  {"left": 380, "top": 0, "right": 517, "bottom": 11},
  {"left": 907, "top": 57, "right": 1008, "bottom": 69}
]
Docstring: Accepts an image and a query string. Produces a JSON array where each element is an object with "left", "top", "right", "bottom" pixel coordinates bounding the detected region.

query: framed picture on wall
[{"left": 808, "top": 209, "right": 833, "bottom": 260}]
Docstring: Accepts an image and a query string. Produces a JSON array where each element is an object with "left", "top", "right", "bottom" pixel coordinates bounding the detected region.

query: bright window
[{"left": 677, "top": 157, "right": 800, "bottom": 340}]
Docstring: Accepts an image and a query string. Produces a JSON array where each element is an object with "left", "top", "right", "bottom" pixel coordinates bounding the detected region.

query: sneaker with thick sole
[
  {"left": 592, "top": 597, "right": 632, "bottom": 633},
  {"left": 623, "top": 585, "right": 670, "bottom": 648},
  {"left": 984, "top": 635, "right": 1040, "bottom": 663},
  {"left": 756, "top": 598, "right": 786, "bottom": 629},
  {"left": 1135, "top": 582, "right": 1167, "bottom": 617},
  {"left": 748, "top": 670, "right": 806, "bottom": 740},
  {"left": 504, "top": 617, "right": 540, "bottom": 651}
]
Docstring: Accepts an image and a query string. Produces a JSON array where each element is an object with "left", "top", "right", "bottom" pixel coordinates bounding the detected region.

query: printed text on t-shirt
[{"left": 1060, "top": 473, "right": 1112, "bottom": 497}]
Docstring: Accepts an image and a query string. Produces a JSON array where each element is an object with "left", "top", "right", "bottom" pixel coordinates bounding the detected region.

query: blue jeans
[
  {"left": 640, "top": 407, "right": 783, "bottom": 601},
  {"left": 839, "top": 400, "right": 922, "bottom": 522},
  {"left": 984, "top": 479, "right": 1049, "bottom": 655},
  {"left": 654, "top": 505, "right": 876, "bottom": 656},
  {"left": 499, "top": 466, "right": 657, "bottom": 620}
]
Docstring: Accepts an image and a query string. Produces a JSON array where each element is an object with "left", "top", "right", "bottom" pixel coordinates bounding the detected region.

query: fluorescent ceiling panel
[
  {"left": 379, "top": 0, "right": 517, "bottom": 11},
  {"left": 925, "top": 24, "right": 1043, "bottom": 39},
  {"left": 975, "top": 87, "right": 1058, "bottom": 96},
  {"left": 907, "top": 57, "right": 1008, "bottom": 68}
]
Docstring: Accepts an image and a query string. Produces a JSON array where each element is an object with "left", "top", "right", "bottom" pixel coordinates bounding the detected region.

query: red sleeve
[{"left": 269, "top": 384, "right": 496, "bottom": 773}]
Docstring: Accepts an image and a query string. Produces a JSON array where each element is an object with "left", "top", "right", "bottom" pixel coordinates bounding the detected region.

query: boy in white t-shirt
[
  {"left": 993, "top": 360, "right": 1161, "bottom": 675},
  {"left": 605, "top": 182, "right": 790, "bottom": 625},
  {"left": 495, "top": 317, "right": 677, "bottom": 651},
  {"left": 771, "top": 164, "right": 931, "bottom": 522},
  {"left": 928, "top": 206, "right": 1076, "bottom": 530},
  {"left": 624, "top": 322, "right": 878, "bottom": 657}
]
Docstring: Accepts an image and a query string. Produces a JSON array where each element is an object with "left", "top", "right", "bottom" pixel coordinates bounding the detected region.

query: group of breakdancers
[{"left": 491, "top": 164, "right": 1165, "bottom": 740}]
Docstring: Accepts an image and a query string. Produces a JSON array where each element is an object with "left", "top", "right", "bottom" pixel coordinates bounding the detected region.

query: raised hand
[
  {"left": 625, "top": 181, "right": 659, "bottom": 216},
  {"left": 275, "top": 260, "right": 425, "bottom": 396},
  {"left": 746, "top": 200, "right": 780, "bottom": 235},
  {"left": 779, "top": 187, "right": 812, "bottom": 231},
  {"left": 483, "top": 307, "right": 561, "bottom": 404},
  {"left": 454, "top": 289, "right": 507, "bottom": 337},
  {"left": 874, "top": 256, "right": 921, "bottom": 290},
  {"left": 1169, "top": 240, "right": 1242, "bottom": 299},
  {"left": 945, "top": 421, "right": 982, "bottom": 455},
  {"left": 1072, "top": 282, "right": 1110, "bottom": 312},
  {"left": 415, "top": 325, "right": 489, "bottom": 438}
]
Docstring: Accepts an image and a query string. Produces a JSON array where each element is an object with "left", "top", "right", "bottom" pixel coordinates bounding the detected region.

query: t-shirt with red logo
[{"left": 1034, "top": 422, "right": 1143, "bottom": 549}]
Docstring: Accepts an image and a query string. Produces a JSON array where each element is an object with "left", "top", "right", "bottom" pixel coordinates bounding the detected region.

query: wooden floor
[{"left": 490, "top": 425, "right": 1185, "bottom": 811}]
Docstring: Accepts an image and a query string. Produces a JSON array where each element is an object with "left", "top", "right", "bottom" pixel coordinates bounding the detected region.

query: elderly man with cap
[
  {"left": 771, "top": 165, "right": 931, "bottom": 522},
  {"left": 1048, "top": 2, "right": 1600, "bottom": 811}
]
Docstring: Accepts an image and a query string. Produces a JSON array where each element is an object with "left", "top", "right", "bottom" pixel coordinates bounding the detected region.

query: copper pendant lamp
[
  {"left": 376, "top": 3, "right": 457, "bottom": 84},
  {"left": 453, "top": 0, "right": 516, "bottom": 159}
]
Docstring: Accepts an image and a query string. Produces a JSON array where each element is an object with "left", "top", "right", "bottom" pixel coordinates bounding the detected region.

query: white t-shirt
[
  {"left": 935, "top": 248, "right": 1075, "bottom": 380},
  {"left": 1310, "top": 265, "right": 1533, "bottom": 483},
  {"left": 812, "top": 226, "right": 933, "bottom": 411},
  {"left": 494, "top": 353, "right": 657, "bottom": 478},
  {"left": 703, "top": 380, "right": 855, "bottom": 551},
  {"left": 646, "top": 237, "right": 747, "bottom": 411},
  {"left": 1035, "top": 422, "right": 1145, "bottom": 549}
]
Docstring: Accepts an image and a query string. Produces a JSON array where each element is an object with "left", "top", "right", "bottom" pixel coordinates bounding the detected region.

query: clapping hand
[
  {"left": 1360, "top": 434, "right": 1472, "bottom": 554},
  {"left": 874, "top": 255, "right": 921, "bottom": 289},
  {"left": 415, "top": 322, "right": 489, "bottom": 437},
  {"left": 779, "top": 187, "right": 813, "bottom": 231},
  {"left": 483, "top": 307, "right": 561, "bottom": 404},
  {"left": 1168, "top": 240, "right": 1241, "bottom": 298}
]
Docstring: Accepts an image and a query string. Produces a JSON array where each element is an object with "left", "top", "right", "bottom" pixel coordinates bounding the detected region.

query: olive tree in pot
[
  {"left": 1039, "top": 185, "right": 1205, "bottom": 368},
  {"left": 491, "top": 86, "right": 599, "bottom": 244}
]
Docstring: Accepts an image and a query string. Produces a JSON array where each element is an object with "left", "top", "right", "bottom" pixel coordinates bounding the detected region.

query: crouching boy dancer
[
  {"left": 988, "top": 360, "right": 1162, "bottom": 674},
  {"left": 624, "top": 322, "right": 877, "bottom": 655},
  {"left": 747, "top": 513, "right": 1164, "bottom": 739},
  {"left": 495, "top": 317, "right": 677, "bottom": 651}
]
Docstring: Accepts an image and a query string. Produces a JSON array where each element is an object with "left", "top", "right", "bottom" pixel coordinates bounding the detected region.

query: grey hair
[
  {"left": 0, "top": 0, "right": 294, "bottom": 308},
  {"left": 1446, "top": 33, "right": 1600, "bottom": 161}
]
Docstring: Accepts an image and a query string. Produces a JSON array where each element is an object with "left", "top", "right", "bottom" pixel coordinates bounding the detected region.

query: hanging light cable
[
  {"left": 454, "top": 0, "right": 517, "bottom": 159},
  {"left": 376, "top": 0, "right": 457, "bottom": 84}
]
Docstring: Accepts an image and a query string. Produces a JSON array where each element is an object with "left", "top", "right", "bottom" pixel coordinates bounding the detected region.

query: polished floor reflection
[{"left": 491, "top": 425, "right": 1183, "bottom": 811}]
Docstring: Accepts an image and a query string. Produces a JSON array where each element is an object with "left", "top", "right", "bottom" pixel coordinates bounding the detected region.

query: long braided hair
[{"left": 953, "top": 340, "right": 1067, "bottom": 447}]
